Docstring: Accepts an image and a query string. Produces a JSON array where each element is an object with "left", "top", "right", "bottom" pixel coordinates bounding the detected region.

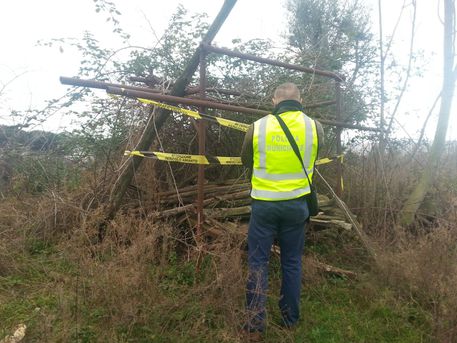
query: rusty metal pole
[
  {"left": 196, "top": 49, "right": 207, "bottom": 237},
  {"left": 106, "top": 86, "right": 381, "bottom": 132},
  {"left": 335, "top": 81, "right": 343, "bottom": 196},
  {"left": 202, "top": 44, "right": 345, "bottom": 81}
]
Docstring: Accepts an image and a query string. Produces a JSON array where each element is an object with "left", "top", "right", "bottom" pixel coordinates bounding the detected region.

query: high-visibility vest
[{"left": 251, "top": 110, "right": 318, "bottom": 201}]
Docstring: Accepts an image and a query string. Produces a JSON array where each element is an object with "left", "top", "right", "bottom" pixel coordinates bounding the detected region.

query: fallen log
[
  {"left": 310, "top": 218, "right": 353, "bottom": 231},
  {"left": 205, "top": 206, "right": 251, "bottom": 218},
  {"left": 305, "top": 256, "right": 357, "bottom": 279},
  {"left": 158, "top": 183, "right": 249, "bottom": 204},
  {"left": 205, "top": 205, "right": 354, "bottom": 231},
  {"left": 157, "top": 181, "right": 249, "bottom": 197},
  {"left": 271, "top": 246, "right": 357, "bottom": 279},
  {"left": 150, "top": 189, "right": 251, "bottom": 219}
]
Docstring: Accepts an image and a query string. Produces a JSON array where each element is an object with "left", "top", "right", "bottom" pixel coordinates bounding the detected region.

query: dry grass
[
  {"left": 338, "top": 140, "right": 457, "bottom": 342},
  {"left": 376, "top": 223, "right": 457, "bottom": 342},
  {"left": 66, "top": 215, "right": 249, "bottom": 342},
  {"left": 2, "top": 140, "right": 457, "bottom": 341}
]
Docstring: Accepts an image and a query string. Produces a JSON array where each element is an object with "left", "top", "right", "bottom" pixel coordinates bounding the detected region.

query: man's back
[
  {"left": 242, "top": 83, "right": 321, "bottom": 336},
  {"left": 250, "top": 110, "right": 318, "bottom": 200}
]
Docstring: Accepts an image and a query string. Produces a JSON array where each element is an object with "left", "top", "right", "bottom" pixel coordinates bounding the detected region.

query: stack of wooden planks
[{"left": 153, "top": 179, "right": 354, "bottom": 232}]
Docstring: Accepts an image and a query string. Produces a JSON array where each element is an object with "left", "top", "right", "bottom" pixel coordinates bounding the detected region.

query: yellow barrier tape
[
  {"left": 124, "top": 150, "right": 145, "bottom": 157},
  {"left": 126, "top": 150, "right": 242, "bottom": 165},
  {"left": 315, "top": 157, "right": 332, "bottom": 165},
  {"left": 215, "top": 156, "right": 243, "bottom": 165},
  {"left": 122, "top": 99, "right": 344, "bottom": 166},
  {"left": 154, "top": 152, "right": 210, "bottom": 165},
  {"left": 125, "top": 151, "right": 343, "bottom": 167},
  {"left": 138, "top": 98, "right": 251, "bottom": 132},
  {"left": 215, "top": 117, "right": 251, "bottom": 132},
  {"left": 315, "top": 154, "right": 344, "bottom": 166},
  {"left": 340, "top": 154, "right": 344, "bottom": 191},
  {"left": 139, "top": 98, "right": 202, "bottom": 120}
]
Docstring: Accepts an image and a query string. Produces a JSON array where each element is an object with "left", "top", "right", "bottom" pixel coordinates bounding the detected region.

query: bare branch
[
  {"left": 383, "top": 0, "right": 408, "bottom": 60},
  {"left": 386, "top": 0, "right": 417, "bottom": 135},
  {"left": 409, "top": 91, "right": 442, "bottom": 161},
  {"left": 0, "top": 71, "right": 29, "bottom": 98}
]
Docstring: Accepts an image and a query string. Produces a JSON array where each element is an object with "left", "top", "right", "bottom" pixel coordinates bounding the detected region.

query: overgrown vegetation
[
  {"left": 3, "top": 140, "right": 455, "bottom": 341},
  {"left": 1, "top": 0, "right": 457, "bottom": 342}
]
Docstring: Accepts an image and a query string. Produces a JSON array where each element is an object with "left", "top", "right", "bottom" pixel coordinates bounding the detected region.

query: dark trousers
[{"left": 245, "top": 196, "right": 308, "bottom": 331}]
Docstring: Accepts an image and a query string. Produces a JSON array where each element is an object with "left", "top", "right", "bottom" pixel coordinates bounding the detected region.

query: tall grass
[
  {"left": 1, "top": 139, "right": 457, "bottom": 341},
  {"left": 342, "top": 140, "right": 457, "bottom": 342}
]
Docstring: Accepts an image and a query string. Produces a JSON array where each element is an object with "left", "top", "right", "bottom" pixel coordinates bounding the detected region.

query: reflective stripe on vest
[
  {"left": 251, "top": 111, "right": 318, "bottom": 201},
  {"left": 250, "top": 185, "right": 311, "bottom": 200}
]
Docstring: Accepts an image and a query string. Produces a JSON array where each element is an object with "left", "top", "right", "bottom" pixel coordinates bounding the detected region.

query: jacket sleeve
[{"left": 240, "top": 124, "right": 254, "bottom": 169}]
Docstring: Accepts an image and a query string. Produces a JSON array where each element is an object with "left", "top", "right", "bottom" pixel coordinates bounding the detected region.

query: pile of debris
[
  {"left": 150, "top": 178, "right": 359, "bottom": 278},
  {"left": 150, "top": 178, "right": 354, "bottom": 234}
]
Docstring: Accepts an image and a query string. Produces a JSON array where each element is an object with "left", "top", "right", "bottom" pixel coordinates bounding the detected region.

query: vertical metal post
[
  {"left": 335, "top": 81, "right": 343, "bottom": 197},
  {"left": 196, "top": 49, "right": 207, "bottom": 237}
]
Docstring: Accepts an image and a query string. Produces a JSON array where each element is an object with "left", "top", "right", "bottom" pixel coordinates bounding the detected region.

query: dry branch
[
  {"left": 315, "top": 169, "right": 377, "bottom": 261},
  {"left": 306, "top": 257, "right": 357, "bottom": 279},
  {"left": 137, "top": 177, "right": 356, "bottom": 234},
  {"left": 271, "top": 246, "right": 357, "bottom": 279}
]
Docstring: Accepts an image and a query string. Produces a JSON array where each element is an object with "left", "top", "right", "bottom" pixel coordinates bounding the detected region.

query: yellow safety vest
[{"left": 251, "top": 111, "right": 318, "bottom": 201}]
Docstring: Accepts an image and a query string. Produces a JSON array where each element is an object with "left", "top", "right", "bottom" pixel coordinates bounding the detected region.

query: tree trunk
[
  {"left": 399, "top": 0, "right": 456, "bottom": 225},
  {"left": 104, "top": 0, "right": 238, "bottom": 226}
]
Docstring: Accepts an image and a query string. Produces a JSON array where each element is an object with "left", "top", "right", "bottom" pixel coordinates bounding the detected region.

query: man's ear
[{"left": 272, "top": 97, "right": 278, "bottom": 106}]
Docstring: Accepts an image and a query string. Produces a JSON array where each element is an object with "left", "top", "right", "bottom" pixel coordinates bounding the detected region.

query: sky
[{"left": 0, "top": 0, "right": 454, "bottom": 141}]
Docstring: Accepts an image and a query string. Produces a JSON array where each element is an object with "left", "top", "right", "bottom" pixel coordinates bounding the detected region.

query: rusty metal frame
[
  {"left": 201, "top": 44, "right": 345, "bottom": 81},
  {"left": 60, "top": 42, "right": 380, "bottom": 229},
  {"left": 104, "top": 86, "right": 378, "bottom": 131}
]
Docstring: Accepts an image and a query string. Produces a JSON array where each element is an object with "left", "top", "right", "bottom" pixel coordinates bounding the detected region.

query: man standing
[{"left": 241, "top": 82, "right": 323, "bottom": 337}]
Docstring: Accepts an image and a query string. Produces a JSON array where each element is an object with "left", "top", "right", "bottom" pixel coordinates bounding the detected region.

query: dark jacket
[{"left": 240, "top": 100, "right": 324, "bottom": 169}]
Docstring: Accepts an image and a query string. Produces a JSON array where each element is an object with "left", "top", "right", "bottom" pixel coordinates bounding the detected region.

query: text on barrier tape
[{"left": 125, "top": 151, "right": 344, "bottom": 166}]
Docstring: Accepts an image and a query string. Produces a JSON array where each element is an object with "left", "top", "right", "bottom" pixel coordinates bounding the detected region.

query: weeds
[
  {"left": 0, "top": 204, "right": 433, "bottom": 342},
  {"left": 377, "top": 224, "right": 457, "bottom": 342},
  {"left": 2, "top": 139, "right": 457, "bottom": 341}
]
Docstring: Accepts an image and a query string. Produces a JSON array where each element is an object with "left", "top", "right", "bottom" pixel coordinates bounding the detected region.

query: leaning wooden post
[
  {"left": 196, "top": 49, "right": 207, "bottom": 237},
  {"left": 104, "top": 0, "right": 238, "bottom": 230},
  {"left": 335, "top": 81, "right": 343, "bottom": 196}
]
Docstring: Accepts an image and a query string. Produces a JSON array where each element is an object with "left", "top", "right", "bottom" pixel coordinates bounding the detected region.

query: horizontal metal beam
[
  {"left": 107, "top": 86, "right": 267, "bottom": 115},
  {"left": 61, "top": 77, "right": 378, "bottom": 131},
  {"left": 61, "top": 76, "right": 271, "bottom": 113},
  {"left": 201, "top": 44, "right": 345, "bottom": 82},
  {"left": 60, "top": 76, "right": 164, "bottom": 94},
  {"left": 107, "top": 86, "right": 380, "bottom": 131},
  {"left": 187, "top": 95, "right": 272, "bottom": 112},
  {"left": 61, "top": 76, "right": 257, "bottom": 99},
  {"left": 189, "top": 96, "right": 336, "bottom": 111},
  {"left": 61, "top": 76, "right": 336, "bottom": 109}
]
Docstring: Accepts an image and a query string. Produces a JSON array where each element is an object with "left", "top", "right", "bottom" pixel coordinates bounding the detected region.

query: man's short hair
[{"left": 273, "top": 82, "right": 301, "bottom": 102}]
